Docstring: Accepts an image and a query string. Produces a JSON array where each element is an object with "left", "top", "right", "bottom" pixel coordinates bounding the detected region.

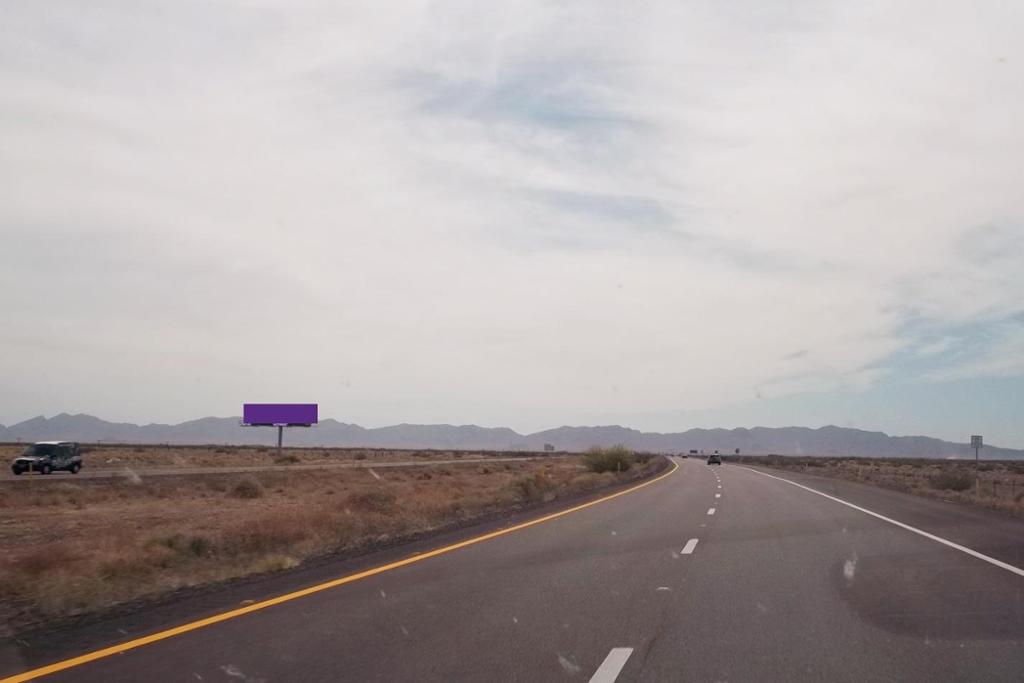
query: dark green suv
[{"left": 11, "top": 441, "right": 83, "bottom": 475}]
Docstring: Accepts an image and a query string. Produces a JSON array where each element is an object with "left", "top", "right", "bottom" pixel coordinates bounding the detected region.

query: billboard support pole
[{"left": 241, "top": 405, "right": 318, "bottom": 455}]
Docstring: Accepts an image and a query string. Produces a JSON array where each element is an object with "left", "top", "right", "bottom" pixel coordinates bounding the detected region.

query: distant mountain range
[{"left": 0, "top": 413, "right": 1021, "bottom": 459}]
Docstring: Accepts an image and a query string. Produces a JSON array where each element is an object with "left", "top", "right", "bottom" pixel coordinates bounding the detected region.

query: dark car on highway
[
  {"left": 707, "top": 454, "right": 722, "bottom": 465},
  {"left": 11, "top": 441, "right": 83, "bottom": 475}
]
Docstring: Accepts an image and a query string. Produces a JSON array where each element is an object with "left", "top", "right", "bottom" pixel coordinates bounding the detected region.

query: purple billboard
[{"left": 242, "top": 403, "right": 318, "bottom": 426}]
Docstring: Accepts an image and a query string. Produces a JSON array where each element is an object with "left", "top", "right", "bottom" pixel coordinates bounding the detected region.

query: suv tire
[
  {"left": 69, "top": 463, "right": 81, "bottom": 474},
  {"left": 41, "top": 464, "right": 52, "bottom": 475}
]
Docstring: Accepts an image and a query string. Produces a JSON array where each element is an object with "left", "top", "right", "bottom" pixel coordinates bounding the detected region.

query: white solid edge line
[
  {"left": 589, "top": 648, "right": 634, "bottom": 683},
  {"left": 681, "top": 538, "right": 699, "bottom": 554},
  {"left": 738, "top": 466, "right": 1024, "bottom": 578},
  {"left": 707, "top": 507, "right": 716, "bottom": 515}
]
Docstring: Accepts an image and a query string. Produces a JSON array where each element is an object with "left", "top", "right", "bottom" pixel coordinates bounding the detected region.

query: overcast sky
[{"left": 2, "top": 1, "right": 1023, "bottom": 446}]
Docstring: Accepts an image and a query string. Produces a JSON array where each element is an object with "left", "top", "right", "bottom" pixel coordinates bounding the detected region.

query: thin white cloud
[
  {"left": 926, "top": 326, "right": 1024, "bottom": 382},
  {"left": 914, "top": 338, "right": 955, "bottom": 357}
]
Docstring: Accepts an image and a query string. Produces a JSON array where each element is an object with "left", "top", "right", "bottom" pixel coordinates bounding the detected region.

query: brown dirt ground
[
  {"left": 0, "top": 448, "right": 665, "bottom": 636},
  {"left": 1, "top": 444, "right": 545, "bottom": 470}
]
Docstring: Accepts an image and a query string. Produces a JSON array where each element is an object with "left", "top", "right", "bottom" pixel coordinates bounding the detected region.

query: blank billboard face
[{"left": 242, "top": 403, "right": 318, "bottom": 426}]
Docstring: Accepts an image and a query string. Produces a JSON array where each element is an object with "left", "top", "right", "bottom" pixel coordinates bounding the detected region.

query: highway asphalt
[
  {"left": 2, "top": 457, "right": 1022, "bottom": 682},
  {"left": 0, "top": 456, "right": 544, "bottom": 482}
]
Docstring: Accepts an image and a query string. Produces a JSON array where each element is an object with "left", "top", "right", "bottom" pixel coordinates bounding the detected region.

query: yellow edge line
[{"left": 3, "top": 459, "right": 679, "bottom": 682}]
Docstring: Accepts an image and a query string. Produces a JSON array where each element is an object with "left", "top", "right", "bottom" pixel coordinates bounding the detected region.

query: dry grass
[
  {"left": 737, "top": 455, "right": 1024, "bottom": 515},
  {"left": 0, "top": 451, "right": 666, "bottom": 635},
  {"left": 230, "top": 476, "right": 264, "bottom": 499},
  {"left": 0, "top": 444, "right": 548, "bottom": 471}
]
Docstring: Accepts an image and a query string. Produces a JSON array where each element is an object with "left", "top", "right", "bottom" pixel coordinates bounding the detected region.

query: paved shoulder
[{"left": 737, "top": 464, "right": 1024, "bottom": 571}]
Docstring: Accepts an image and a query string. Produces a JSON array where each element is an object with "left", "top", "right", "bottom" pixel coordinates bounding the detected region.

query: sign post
[{"left": 971, "top": 435, "right": 983, "bottom": 496}]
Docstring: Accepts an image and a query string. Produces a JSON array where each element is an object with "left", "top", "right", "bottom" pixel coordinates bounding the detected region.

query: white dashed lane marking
[
  {"left": 707, "top": 508, "right": 716, "bottom": 515},
  {"left": 589, "top": 648, "right": 634, "bottom": 683},
  {"left": 681, "top": 538, "right": 699, "bottom": 554}
]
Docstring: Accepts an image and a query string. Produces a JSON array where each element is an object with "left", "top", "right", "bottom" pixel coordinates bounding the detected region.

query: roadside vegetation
[
  {"left": 0, "top": 447, "right": 665, "bottom": 635},
  {"left": 734, "top": 455, "right": 1024, "bottom": 516},
  {"left": 0, "top": 444, "right": 551, "bottom": 471},
  {"left": 583, "top": 444, "right": 636, "bottom": 473}
]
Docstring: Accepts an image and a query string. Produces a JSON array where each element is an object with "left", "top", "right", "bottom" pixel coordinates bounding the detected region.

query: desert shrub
[
  {"left": 12, "top": 546, "right": 81, "bottom": 576},
  {"left": 928, "top": 470, "right": 974, "bottom": 491},
  {"left": 354, "top": 452, "right": 367, "bottom": 460},
  {"left": 221, "top": 516, "right": 308, "bottom": 556},
  {"left": 274, "top": 453, "right": 300, "bottom": 465},
  {"left": 143, "top": 482, "right": 170, "bottom": 498},
  {"left": 568, "top": 471, "right": 614, "bottom": 492},
  {"left": 151, "top": 533, "right": 214, "bottom": 558},
  {"left": 231, "top": 476, "right": 264, "bottom": 499},
  {"left": 511, "top": 472, "right": 556, "bottom": 501},
  {"left": 584, "top": 445, "right": 635, "bottom": 473},
  {"left": 186, "top": 535, "right": 213, "bottom": 557},
  {"left": 347, "top": 490, "right": 397, "bottom": 513},
  {"left": 99, "top": 554, "right": 159, "bottom": 579},
  {"left": 252, "top": 554, "right": 299, "bottom": 573}
]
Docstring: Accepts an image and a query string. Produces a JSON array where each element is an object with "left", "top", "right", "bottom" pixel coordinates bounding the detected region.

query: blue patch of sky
[
  {"left": 958, "top": 222, "right": 1022, "bottom": 265},
  {"left": 600, "top": 375, "right": 1024, "bottom": 449},
  {"left": 712, "top": 311, "right": 1024, "bottom": 447},
  {"left": 397, "top": 62, "right": 641, "bottom": 135},
  {"left": 393, "top": 62, "right": 682, "bottom": 251},
  {"left": 598, "top": 310, "right": 1024, "bottom": 447},
  {"left": 873, "top": 310, "right": 1024, "bottom": 384},
  {"left": 504, "top": 187, "right": 713, "bottom": 253}
]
